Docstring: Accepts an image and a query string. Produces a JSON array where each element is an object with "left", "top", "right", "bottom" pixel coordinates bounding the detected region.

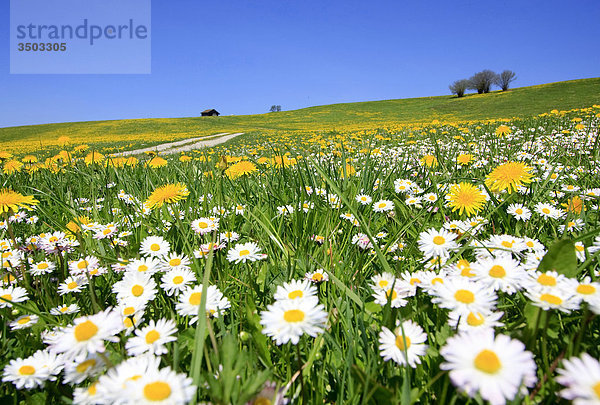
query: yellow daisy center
[
  {"left": 172, "top": 276, "right": 184, "bottom": 284},
  {"left": 239, "top": 249, "right": 250, "bottom": 256},
  {"left": 143, "top": 381, "right": 172, "bottom": 401},
  {"left": 432, "top": 277, "right": 443, "bottom": 284},
  {"left": 283, "top": 309, "right": 305, "bottom": 323},
  {"left": 67, "top": 281, "right": 78, "bottom": 289},
  {"left": 593, "top": 382, "right": 600, "bottom": 399},
  {"left": 74, "top": 320, "right": 99, "bottom": 342},
  {"left": 395, "top": 335, "right": 411, "bottom": 351},
  {"left": 138, "top": 265, "right": 149, "bottom": 272},
  {"left": 489, "top": 265, "right": 506, "bottom": 278},
  {"left": 189, "top": 292, "right": 202, "bottom": 306},
  {"left": 76, "top": 359, "right": 96, "bottom": 373},
  {"left": 577, "top": 284, "right": 596, "bottom": 295},
  {"left": 123, "top": 306, "right": 135, "bottom": 316},
  {"left": 454, "top": 289, "right": 475, "bottom": 304},
  {"left": 540, "top": 293, "right": 563, "bottom": 306},
  {"left": 378, "top": 280, "right": 389, "bottom": 288},
  {"left": 1, "top": 293, "right": 12, "bottom": 301},
  {"left": 17, "top": 316, "right": 31, "bottom": 324},
  {"left": 474, "top": 349, "right": 502, "bottom": 374},
  {"left": 145, "top": 330, "right": 161, "bottom": 344},
  {"left": 131, "top": 285, "right": 144, "bottom": 297},
  {"left": 150, "top": 243, "right": 161, "bottom": 252},
  {"left": 386, "top": 289, "right": 398, "bottom": 300},
  {"left": 311, "top": 273, "right": 323, "bottom": 281},
  {"left": 253, "top": 397, "right": 272, "bottom": 405},
  {"left": 409, "top": 278, "right": 421, "bottom": 286},
  {"left": 38, "top": 262, "right": 49, "bottom": 269},
  {"left": 501, "top": 241, "right": 513, "bottom": 248},
  {"left": 433, "top": 236, "right": 445, "bottom": 245},
  {"left": 19, "top": 365, "right": 35, "bottom": 375},
  {"left": 169, "top": 258, "right": 181, "bottom": 266},
  {"left": 288, "top": 290, "right": 303, "bottom": 299},
  {"left": 88, "top": 383, "right": 97, "bottom": 395},
  {"left": 466, "top": 312, "right": 485, "bottom": 326},
  {"left": 537, "top": 274, "right": 556, "bottom": 286}
]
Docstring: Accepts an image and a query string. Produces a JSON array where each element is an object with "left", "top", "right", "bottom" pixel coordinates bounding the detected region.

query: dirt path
[{"left": 114, "top": 132, "right": 244, "bottom": 156}]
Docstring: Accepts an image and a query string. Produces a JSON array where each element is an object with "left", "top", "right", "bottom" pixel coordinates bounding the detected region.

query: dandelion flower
[
  {"left": 144, "top": 183, "right": 189, "bottom": 210},
  {"left": 0, "top": 189, "right": 39, "bottom": 215},
  {"left": 485, "top": 162, "right": 534, "bottom": 194},
  {"left": 445, "top": 183, "right": 487, "bottom": 216}
]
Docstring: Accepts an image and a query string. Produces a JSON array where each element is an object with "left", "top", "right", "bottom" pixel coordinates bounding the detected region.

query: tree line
[{"left": 449, "top": 70, "right": 516, "bottom": 97}]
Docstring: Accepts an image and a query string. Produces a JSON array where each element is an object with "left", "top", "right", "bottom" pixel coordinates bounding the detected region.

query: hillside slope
[{"left": 1, "top": 77, "right": 598, "bottom": 153}]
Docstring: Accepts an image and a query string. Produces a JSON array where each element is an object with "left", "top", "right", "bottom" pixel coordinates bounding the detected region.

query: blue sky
[{"left": 1, "top": 0, "right": 599, "bottom": 128}]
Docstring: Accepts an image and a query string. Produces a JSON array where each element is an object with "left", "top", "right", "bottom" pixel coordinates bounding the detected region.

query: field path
[{"left": 114, "top": 132, "right": 244, "bottom": 156}]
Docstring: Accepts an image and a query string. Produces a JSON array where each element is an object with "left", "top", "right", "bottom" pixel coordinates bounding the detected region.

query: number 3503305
[{"left": 17, "top": 43, "right": 67, "bottom": 51}]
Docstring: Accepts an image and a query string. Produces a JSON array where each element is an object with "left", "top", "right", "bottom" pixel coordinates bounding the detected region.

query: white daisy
[
  {"left": 378, "top": 320, "right": 428, "bottom": 368},
  {"left": 440, "top": 329, "right": 537, "bottom": 405},
  {"left": 140, "top": 236, "right": 170, "bottom": 258},
  {"left": 226, "top": 241, "right": 263, "bottom": 264},
  {"left": 160, "top": 268, "right": 197, "bottom": 296},
  {"left": 112, "top": 271, "right": 157, "bottom": 306},
  {"left": 556, "top": 352, "right": 600, "bottom": 404},
  {"left": 273, "top": 279, "right": 317, "bottom": 302},
  {"left": 125, "top": 318, "right": 178, "bottom": 356},
  {"left": 260, "top": 298, "right": 328, "bottom": 345}
]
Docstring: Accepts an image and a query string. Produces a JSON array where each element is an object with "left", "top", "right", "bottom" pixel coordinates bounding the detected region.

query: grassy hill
[{"left": 2, "top": 77, "right": 599, "bottom": 153}]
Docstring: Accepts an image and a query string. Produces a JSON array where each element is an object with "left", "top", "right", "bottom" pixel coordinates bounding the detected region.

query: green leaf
[{"left": 537, "top": 239, "right": 578, "bottom": 277}]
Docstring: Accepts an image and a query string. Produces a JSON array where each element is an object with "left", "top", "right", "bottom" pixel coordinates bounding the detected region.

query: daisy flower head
[
  {"left": 448, "top": 310, "right": 505, "bottom": 332},
  {"left": 471, "top": 256, "right": 526, "bottom": 294},
  {"left": 191, "top": 217, "right": 218, "bottom": 235},
  {"left": 485, "top": 161, "right": 534, "bottom": 194},
  {"left": 58, "top": 275, "right": 89, "bottom": 295},
  {"left": 112, "top": 271, "right": 157, "bottom": 306},
  {"left": 50, "top": 303, "right": 80, "bottom": 316},
  {"left": 373, "top": 283, "right": 412, "bottom": 308},
  {"left": 440, "top": 329, "right": 536, "bottom": 405},
  {"left": 226, "top": 241, "right": 263, "bottom": 264},
  {"left": 378, "top": 319, "right": 428, "bottom": 368},
  {"left": 125, "top": 318, "right": 178, "bottom": 356},
  {"left": 565, "top": 276, "right": 600, "bottom": 305},
  {"left": 273, "top": 279, "right": 317, "bottom": 302},
  {"left": 305, "top": 268, "right": 328, "bottom": 283},
  {"left": 0, "top": 285, "right": 28, "bottom": 308},
  {"left": 370, "top": 272, "right": 397, "bottom": 292},
  {"left": 160, "top": 268, "right": 197, "bottom": 296},
  {"left": 160, "top": 253, "right": 191, "bottom": 272},
  {"left": 260, "top": 298, "right": 328, "bottom": 345},
  {"left": 29, "top": 260, "right": 56, "bottom": 276},
  {"left": 126, "top": 257, "right": 162, "bottom": 275},
  {"left": 417, "top": 227, "right": 459, "bottom": 260},
  {"left": 48, "top": 308, "right": 123, "bottom": 361},
  {"left": 445, "top": 182, "right": 487, "bottom": 216},
  {"left": 140, "top": 235, "right": 171, "bottom": 258},
  {"left": 430, "top": 277, "right": 497, "bottom": 315},
  {"left": 2, "top": 349, "right": 63, "bottom": 389},
  {"left": 534, "top": 202, "right": 564, "bottom": 220},
  {"left": 69, "top": 255, "right": 100, "bottom": 276},
  {"left": 176, "top": 284, "right": 231, "bottom": 322},
  {"left": 355, "top": 194, "right": 372, "bottom": 205},
  {"left": 95, "top": 355, "right": 162, "bottom": 404},
  {"left": 10, "top": 314, "right": 39, "bottom": 330},
  {"left": 556, "top": 352, "right": 600, "bottom": 404},
  {"left": 125, "top": 364, "right": 196, "bottom": 405},
  {"left": 62, "top": 353, "right": 105, "bottom": 385},
  {"left": 525, "top": 288, "right": 580, "bottom": 313},
  {"left": 373, "top": 199, "right": 394, "bottom": 213}
]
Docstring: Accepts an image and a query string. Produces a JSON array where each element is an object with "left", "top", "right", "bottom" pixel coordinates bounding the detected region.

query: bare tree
[
  {"left": 449, "top": 79, "right": 470, "bottom": 97},
  {"left": 269, "top": 105, "right": 282, "bottom": 112},
  {"left": 468, "top": 70, "right": 498, "bottom": 94},
  {"left": 495, "top": 70, "right": 517, "bottom": 91}
]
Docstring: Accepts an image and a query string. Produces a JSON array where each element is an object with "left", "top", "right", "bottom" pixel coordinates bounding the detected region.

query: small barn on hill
[{"left": 201, "top": 109, "right": 220, "bottom": 117}]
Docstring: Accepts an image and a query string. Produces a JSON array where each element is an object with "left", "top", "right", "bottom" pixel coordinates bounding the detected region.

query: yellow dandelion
[
  {"left": 0, "top": 189, "right": 39, "bottom": 215},
  {"left": 563, "top": 196, "right": 584, "bottom": 214},
  {"left": 225, "top": 161, "right": 258, "bottom": 179},
  {"left": 179, "top": 155, "right": 192, "bottom": 162},
  {"left": 3, "top": 160, "right": 23, "bottom": 175},
  {"left": 144, "top": 183, "right": 189, "bottom": 209},
  {"left": 57, "top": 136, "right": 71, "bottom": 145},
  {"left": 0, "top": 152, "right": 13, "bottom": 160},
  {"left": 495, "top": 125, "right": 511, "bottom": 137},
  {"left": 456, "top": 154, "right": 473, "bottom": 166},
  {"left": 147, "top": 156, "right": 168, "bottom": 168},
  {"left": 84, "top": 152, "right": 105, "bottom": 165},
  {"left": 420, "top": 154, "right": 438, "bottom": 168},
  {"left": 485, "top": 161, "right": 534, "bottom": 194},
  {"left": 446, "top": 183, "right": 487, "bottom": 216},
  {"left": 22, "top": 155, "right": 38, "bottom": 164}
]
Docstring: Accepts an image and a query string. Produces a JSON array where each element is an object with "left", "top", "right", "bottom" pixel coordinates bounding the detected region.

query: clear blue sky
[{"left": 1, "top": 0, "right": 599, "bottom": 128}]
